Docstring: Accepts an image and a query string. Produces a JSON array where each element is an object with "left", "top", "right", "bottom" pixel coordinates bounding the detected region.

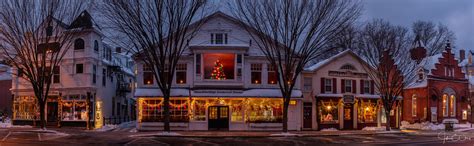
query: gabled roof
[
  {"left": 69, "top": 10, "right": 94, "bottom": 29},
  {"left": 304, "top": 50, "right": 370, "bottom": 72}
]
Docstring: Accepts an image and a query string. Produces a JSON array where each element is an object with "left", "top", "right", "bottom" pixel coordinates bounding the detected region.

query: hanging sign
[{"left": 343, "top": 95, "right": 355, "bottom": 103}]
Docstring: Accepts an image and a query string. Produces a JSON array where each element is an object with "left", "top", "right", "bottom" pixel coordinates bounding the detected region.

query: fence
[{"left": 103, "top": 116, "right": 132, "bottom": 125}]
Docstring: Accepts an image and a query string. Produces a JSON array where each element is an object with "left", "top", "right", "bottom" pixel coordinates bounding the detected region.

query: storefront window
[
  {"left": 358, "top": 99, "right": 376, "bottom": 123},
  {"left": 247, "top": 99, "right": 282, "bottom": 123},
  {"left": 141, "top": 99, "right": 189, "bottom": 122},
  {"left": 192, "top": 100, "right": 206, "bottom": 121},
  {"left": 13, "top": 96, "right": 37, "bottom": 120},
  {"left": 318, "top": 100, "right": 339, "bottom": 123},
  {"left": 231, "top": 100, "right": 244, "bottom": 122},
  {"left": 61, "top": 95, "right": 87, "bottom": 121}
]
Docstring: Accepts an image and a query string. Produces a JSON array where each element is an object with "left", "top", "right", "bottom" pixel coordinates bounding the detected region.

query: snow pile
[
  {"left": 270, "top": 132, "right": 298, "bottom": 136},
  {"left": 454, "top": 122, "right": 471, "bottom": 129},
  {"left": 400, "top": 121, "right": 444, "bottom": 130},
  {"left": 95, "top": 124, "right": 118, "bottom": 132},
  {"left": 33, "top": 129, "right": 70, "bottom": 136},
  {"left": 320, "top": 128, "right": 339, "bottom": 131},
  {"left": 0, "top": 118, "right": 32, "bottom": 128},
  {"left": 362, "top": 126, "right": 386, "bottom": 131},
  {"left": 129, "top": 128, "right": 137, "bottom": 133}
]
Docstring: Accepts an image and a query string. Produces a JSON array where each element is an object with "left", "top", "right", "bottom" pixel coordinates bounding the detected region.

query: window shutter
[
  {"left": 341, "top": 79, "right": 345, "bottom": 93},
  {"left": 360, "top": 80, "right": 364, "bottom": 94},
  {"left": 332, "top": 78, "right": 337, "bottom": 93},
  {"left": 352, "top": 80, "right": 356, "bottom": 93},
  {"left": 371, "top": 80, "right": 375, "bottom": 94},
  {"left": 321, "top": 78, "right": 325, "bottom": 93}
]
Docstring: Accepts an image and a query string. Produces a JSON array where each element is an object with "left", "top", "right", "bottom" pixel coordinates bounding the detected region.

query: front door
[
  {"left": 303, "top": 102, "right": 312, "bottom": 129},
  {"left": 47, "top": 102, "right": 58, "bottom": 122},
  {"left": 343, "top": 104, "right": 353, "bottom": 129},
  {"left": 208, "top": 106, "right": 229, "bottom": 130}
]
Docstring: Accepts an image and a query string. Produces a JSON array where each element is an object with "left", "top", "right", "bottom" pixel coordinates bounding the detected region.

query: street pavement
[{"left": 0, "top": 127, "right": 473, "bottom": 145}]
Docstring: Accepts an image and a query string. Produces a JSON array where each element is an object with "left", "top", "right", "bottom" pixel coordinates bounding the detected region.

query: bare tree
[
  {"left": 231, "top": 0, "right": 361, "bottom": 132},
  {"left": 0, "top": 0, "right": 86, "bottom": 129},
  {"left": 412, "top": 20, "right": 455, "bottom": 56},
  {"left": 102, "top": 0, "right": 208, "bottom": 132},
  {"left": 355, "top": 19, "right": 418, "bottom": 131}
]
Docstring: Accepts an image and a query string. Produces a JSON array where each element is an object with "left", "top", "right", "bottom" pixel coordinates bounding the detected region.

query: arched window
[
  {"left": 412, "top": 94, "right": 417, "bottom": 117},
  {"left": 449, "top": 95, "right": 456, "bottom": 117},
  {"left": 74, "top": 38, "right": 84, "bottom": 50},
  {"left": 340, "top": 64, "right": 356, "bottom": 71},
  {"left": 94, "top": 40, "right": 99, "bottom": 51},
  {"left": 442, "top": 94, "right": 448, "bottom": 117}
]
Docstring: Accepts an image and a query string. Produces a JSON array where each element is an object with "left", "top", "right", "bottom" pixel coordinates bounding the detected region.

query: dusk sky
[{"left": 363, "top": 0, "right": 473, "bottom": 51}]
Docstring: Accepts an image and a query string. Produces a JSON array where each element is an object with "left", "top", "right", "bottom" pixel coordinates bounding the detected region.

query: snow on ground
[
  {"left": 31, "top": 129, "right": 70, "bottom": 136},
  {"left": 94, "top": 121, "right": 136, "bottom": 132},
  {"left": 0, "top": 118, "right": 32, "bottom": 128},
  {"left": 270, "top": 132, "right": 299, "bottom": 136},
  {"left": 320, "top": 128, "right": 339, "bottom": 131},
  {"left": 400, "top": 121, "right": 472, "bottom": 131},
  {"left": 362, "top": 126, "right": 386, "bottom": 131}
]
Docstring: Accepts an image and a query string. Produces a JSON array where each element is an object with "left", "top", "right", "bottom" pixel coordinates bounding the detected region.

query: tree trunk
[
  {"left": 163, "top": 92, "right": 170, "bottom": 132},
  {"left": 39, "top": 101, "right": 46, "bottom": 129},
  {"left": 282, "top": 93, "right": 291, "bottom": 132},
  {"left": 384, "top": 108, "right": 391, "bottom": 131}
]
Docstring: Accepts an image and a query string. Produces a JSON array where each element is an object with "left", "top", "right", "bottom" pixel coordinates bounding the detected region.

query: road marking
[
  {"left": 125, "top": 137, "right": 170, "bottom": 146},
  {"left": 1, "top": 131, "right": 11, "bottom": 141},
  {"left": 38, "top": 133, "right": 42, "bottom": 141},
  {"left": 147, "top": 138, "right": 170, "bottom": 146},
  {"left": 124, "top": 137, "right": 142, "bottom": 146},
  {"left": 187, "top": 138, "right": 220, "bottom": 146}
]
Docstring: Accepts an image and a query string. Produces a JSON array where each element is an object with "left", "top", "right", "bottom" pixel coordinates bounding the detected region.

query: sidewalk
[{"left": 129, "top": 130, "right": 403, "bottom": 138}]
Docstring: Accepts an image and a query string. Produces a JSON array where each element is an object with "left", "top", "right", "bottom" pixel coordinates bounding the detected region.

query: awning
[{"left": 134, "top": 88, "right": 302, "bottom": 98}]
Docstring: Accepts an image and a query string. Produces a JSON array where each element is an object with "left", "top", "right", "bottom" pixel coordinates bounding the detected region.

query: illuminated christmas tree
[{"left": 211, "top": 59, "right": 226, "bottom": 80}]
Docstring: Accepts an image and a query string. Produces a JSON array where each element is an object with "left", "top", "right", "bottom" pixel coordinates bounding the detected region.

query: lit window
[
  {"left": 462, "top": 110, "right": 467, "bottom": 120},
  {"left": 442, "top": 94, "right": 448, "bottom": 117},
  {"left": 192, "top": 100, "right": 206, "bottom": 121},
  {"left": 449, "top": 95, "right": 456, "bottom": 117},
  {"left": 140, "top": 99, "right": 189, "bottom": 122},
  {"left": 324, "top": 78, "right": 332, "bottom": 93},
  {"left": 358, "top": 99, "right": 376, "bottom": 123},
  {"left": 247, "top": 99, "right": 282, "bottom": 123},
  {"left": 251, "top": 64, "right": 262, "bottom": 84},
  {"left": 231, "top": 100, "right": 244, "bottom": 122},
  {"left": 319, "top": 100, "right": 338, "bottom": 123},
  {"left": 268, "top": 64, "right": 278, "bottom": 84},
  {"left": 176, "top": 64, "right": 187, "bottom": 84},
  {"left": 143, "top": 64, "right": 154, "bottom": 85},
  {"left": 203, "top": 53, "right": 235, "bottom": 80},
  {"left": 412, "top": 94, "right": 417, "bottom": 117}
]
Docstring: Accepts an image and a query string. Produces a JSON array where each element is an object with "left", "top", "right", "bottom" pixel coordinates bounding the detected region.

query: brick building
[
  {"left": 0, "top": 64, "right": 12, "bottom": 116},
  {"left": 403, "top": 42, "right": 470, "bottom": 124}
]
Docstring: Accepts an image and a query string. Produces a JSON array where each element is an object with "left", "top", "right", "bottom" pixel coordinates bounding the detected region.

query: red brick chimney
[{"left": 460, "top": 49, "right": 465, "bottom": 62}]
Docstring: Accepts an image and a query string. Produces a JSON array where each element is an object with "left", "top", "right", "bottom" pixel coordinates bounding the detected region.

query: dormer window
[
  {"left": 417, "top": 69, "right": 424, "bottom": 81},
  {"left": 46, "top": 26, "right": 53, "bottom": 36},
  {"left": 211, "top": 33, "right": 228, "bottom": 44}
]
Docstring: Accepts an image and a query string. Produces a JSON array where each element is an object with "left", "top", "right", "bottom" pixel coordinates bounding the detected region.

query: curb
[{"left": 131, "top": 131, "right": 404, "bottom": 138}]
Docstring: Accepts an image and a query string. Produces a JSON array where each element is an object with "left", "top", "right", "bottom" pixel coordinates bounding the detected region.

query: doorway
[
  {"left": 303, "top": 102, "right": 312, "bottom": 129},
  {"left": 47, "top": 102, "right": 58, "bottom": 123},
  {"left": 343, "top": 104, "right": 353, "bottom": 129},
  {"left": 208, "top": 106, "right": 229, "bottom": 130}
]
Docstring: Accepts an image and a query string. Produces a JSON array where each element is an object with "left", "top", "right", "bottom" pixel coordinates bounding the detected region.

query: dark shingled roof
[{"left": 68, "top": 10, "right": 93, "bottom": 29}]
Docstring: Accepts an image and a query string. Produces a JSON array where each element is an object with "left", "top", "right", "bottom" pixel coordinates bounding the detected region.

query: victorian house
[
  {"left": 134, "top": 12, "right": 303, "bottom": 131},
  {"left": 403, "top": 42, "right": 470, "bottom": 124},
  {"left": 302, "top": 50, "right": 401, "bottom": 130},
  {"left": 11, "top": 11, "right": 135, "bottom": 128}
]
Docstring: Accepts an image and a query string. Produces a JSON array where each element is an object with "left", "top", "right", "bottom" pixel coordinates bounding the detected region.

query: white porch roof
[{"left": 135, "top": 88, "right": 303, "bottom": 98}]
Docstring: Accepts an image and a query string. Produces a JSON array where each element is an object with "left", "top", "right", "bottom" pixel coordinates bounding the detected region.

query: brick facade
[{"left": 0, "top": 80, "right": 12, "bottom": 115}]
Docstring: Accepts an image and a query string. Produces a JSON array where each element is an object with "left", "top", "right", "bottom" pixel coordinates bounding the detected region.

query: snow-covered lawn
[
  {"left": 400, "top": 121, "right": 472, "bottom": 131},
  {"left": 0, "top": 118, "right": 33, "bottom": 128},
  {"left": 320, "top": 128, "right": 339, "bottom": 131}
]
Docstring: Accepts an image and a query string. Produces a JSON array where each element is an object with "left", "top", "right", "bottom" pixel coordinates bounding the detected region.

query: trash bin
[{"left": 444, "top": 122, "right": 454, "bottom": 132}]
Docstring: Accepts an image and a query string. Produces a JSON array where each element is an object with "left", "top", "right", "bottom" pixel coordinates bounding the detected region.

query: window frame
[
  {"left": 251, "top": 64, "right": 262, "bottom": 84},
  {"left": 344, "top": 80, "right": 352, "bottom": 93},
  {"left": 74, "top": 38, "right": 85, "bottom": 50},
  {"left": 76, "top": 64, "right": 83, "bottom": 74},
  {"left": 324, "top": 78, "right": 332, "bottom": 93},
  {"left": 412, "top": 94, "right": 417, "bottom": 117}
]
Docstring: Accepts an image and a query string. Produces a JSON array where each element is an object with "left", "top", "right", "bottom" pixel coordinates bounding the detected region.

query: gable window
[
  {"left": 268, "top": 64, "right": 278, "bottom": 84},
  {"left": 52, "top": 66, "right": 60, "bottom": 83},
  {"left": 340, "top": 64, "right": 356, "bottom": 71},
  {"left": 46, "top": 26, "right": 53, "bottom": 36},
  {"left": 76, "top": 64, "right": 83, "bottom": 74},
  {"left": 412, "top": 94, "right": 417, "bottom": 117},
  {"left": 344, "top": 80, "right": 352, "bottom": 93},
  {"left": 363, "top": 80, "right": 370, "bottom": 94},
  {"left": 251, "top": 64, "right": 262, "bottom": 84},
  {"left": 176, "top": 64, "right": 187, "bottom": 84},
  {"left": 94, "top": 40, "right": 99, "bottom": 52},
  {"left": 303, "top": 77, "right": 312, "bottom": 91},
  {"left": 211, "top": 33, "right": 228, "bottom": 44},
  {"left": 74, "top": 38, "right": 85, "bottom": 50},
  {"left": 324, "top": 79, "right": 332, "bottom": 93},
  {"left": 92, "top": 65, "right": 96, "bottom": 84},
  {"left": 143, "top": 64, "right": 154, "bottom": 85}
]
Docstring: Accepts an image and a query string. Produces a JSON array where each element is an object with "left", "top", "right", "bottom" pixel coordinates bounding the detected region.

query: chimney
[
  {"left": 115, "top": 47, "right": 122, "bottom": 53},
  {"left": 460, "top": 49, "right": 465, "bottom": 62}
]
